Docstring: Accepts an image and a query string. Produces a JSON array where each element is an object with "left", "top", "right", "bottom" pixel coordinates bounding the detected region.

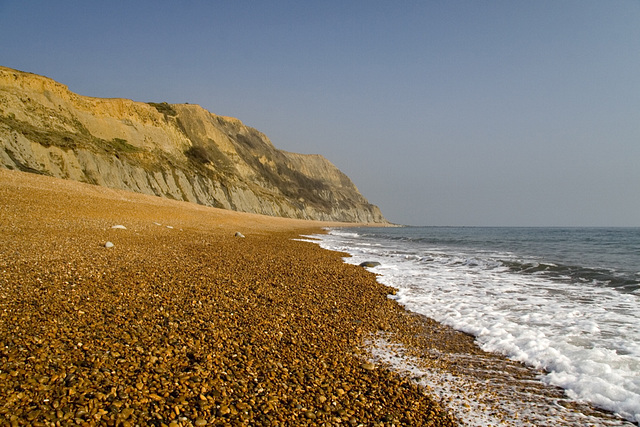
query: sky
[{"left": 1, "top": 1, "right": 639, "bottom": 226}]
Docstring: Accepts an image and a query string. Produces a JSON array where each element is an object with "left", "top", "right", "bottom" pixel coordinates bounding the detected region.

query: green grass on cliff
[
  {"left": 109, "top": 138, "right": 140, "bottom": 153},
  {"left": 0, "top": 113, "right": 88, "bottom": 150},
  {"left": 147, "top": 102, "right": 177, "bottom": 117},
  {"left": 1, "top": 114, "right": 142, "bottom": 157}
]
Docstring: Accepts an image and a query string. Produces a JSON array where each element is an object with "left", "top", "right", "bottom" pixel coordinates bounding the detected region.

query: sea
[{"left": 305, "top": 227, "right": 640, "bottom": 426}]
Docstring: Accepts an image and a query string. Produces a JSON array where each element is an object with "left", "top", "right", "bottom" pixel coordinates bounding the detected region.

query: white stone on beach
[
  {"left": 166, "top": 225, "right": 174, "bottom": 229},
  {"left": 105, "top": 241, "right": 114, "bottom": 248},
  {"left": 111, "top": 225, "right": 127, "bottom": 230},
  {"left": 235, "top": 232, "right": 245, "bottom": 238}
]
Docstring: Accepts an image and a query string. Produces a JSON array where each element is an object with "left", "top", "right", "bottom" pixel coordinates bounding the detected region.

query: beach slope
[{"left": 0, "top": 169, "right": 455, "bottom": 426}]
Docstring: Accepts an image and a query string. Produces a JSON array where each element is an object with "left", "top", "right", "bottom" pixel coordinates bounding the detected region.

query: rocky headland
[{"left": 0, "top": 66, "right": 386, "bottom": 223}]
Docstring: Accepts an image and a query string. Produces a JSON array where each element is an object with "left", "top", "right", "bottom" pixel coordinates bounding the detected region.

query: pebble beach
[
  {"left": 0, "top": 169, "right": 630, "bottom": 426},
  {"left": 0, "top": 169, "right": 459, "bottom": 426}
]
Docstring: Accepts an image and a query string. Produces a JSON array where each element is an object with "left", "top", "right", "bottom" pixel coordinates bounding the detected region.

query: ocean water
[{"left": 308, "top": 227, "right": 640, "bottom": 425}]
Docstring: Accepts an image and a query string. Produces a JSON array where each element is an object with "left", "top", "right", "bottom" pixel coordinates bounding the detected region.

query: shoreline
[
  {"left": 309, "top": 234, "right": 637, "bottom": 425},
  {"left": 0, "top": 169, "right": 632, "bottom": 426}
]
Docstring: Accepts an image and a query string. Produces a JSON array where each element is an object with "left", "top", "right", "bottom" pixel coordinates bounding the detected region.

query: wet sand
[{"left": 0, "top": 169, "right": 631, "bottom": 426}]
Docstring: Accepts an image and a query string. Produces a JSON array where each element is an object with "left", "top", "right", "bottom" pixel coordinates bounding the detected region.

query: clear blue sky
[{"left": 2, "top": 1, "right": 639, "bottom": 226}]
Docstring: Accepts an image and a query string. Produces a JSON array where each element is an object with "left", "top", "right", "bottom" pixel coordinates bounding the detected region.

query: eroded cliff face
[{"left": 0, "top": 66, "right": 387, "bottom": 223}]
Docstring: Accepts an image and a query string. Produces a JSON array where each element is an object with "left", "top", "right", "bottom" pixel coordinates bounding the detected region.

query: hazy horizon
[{"left": 1, "top": 1, "right": 638, "bottom": 226}]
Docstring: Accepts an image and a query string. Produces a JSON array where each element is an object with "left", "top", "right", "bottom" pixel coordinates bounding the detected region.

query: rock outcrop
[{"left": 0, "top": 66, "right": 387, "bottom": 223}]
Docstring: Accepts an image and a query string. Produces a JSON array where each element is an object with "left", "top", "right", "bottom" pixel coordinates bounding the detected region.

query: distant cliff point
[{"left": 0, "top": 66, "right": 387, "bottom": 223}]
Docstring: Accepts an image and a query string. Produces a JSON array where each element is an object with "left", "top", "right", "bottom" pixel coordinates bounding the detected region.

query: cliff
[{"left": 0, "top": 66, "right": 387, "bottom": 223}]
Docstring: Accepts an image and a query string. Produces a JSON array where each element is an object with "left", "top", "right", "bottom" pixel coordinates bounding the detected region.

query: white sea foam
[
  {"left": 366, "top": 333, "right": 632, "bottom": 426},
  {"left": 312, "top": 229, "right": 640, "bottom": 424}
]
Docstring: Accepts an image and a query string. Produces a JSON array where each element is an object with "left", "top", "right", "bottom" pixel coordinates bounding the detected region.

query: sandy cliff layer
[{"left": 0, "top": 66, "right": 387, "bottom": 223}]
